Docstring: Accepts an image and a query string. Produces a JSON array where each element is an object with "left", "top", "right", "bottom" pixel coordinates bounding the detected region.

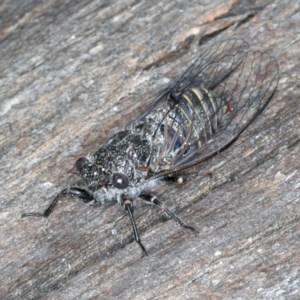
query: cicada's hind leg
[
  {"left": 139, "top": 193, "right": 198, "bottom": 234},
  {"left": 122, "top": 198, "right": 148, "bottom": 255},
  {"left": 22, "top": 187, "right": 95, "bottom": 218}
]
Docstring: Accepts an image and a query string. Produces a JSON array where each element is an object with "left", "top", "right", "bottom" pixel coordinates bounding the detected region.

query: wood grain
[{"left": 0, "top": 0, "right": 299, "bottom": 299}]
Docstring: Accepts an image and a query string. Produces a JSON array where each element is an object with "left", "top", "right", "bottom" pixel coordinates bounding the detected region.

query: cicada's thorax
[{"left": 91, "top": 130, "right": 152, "bottom": 187}]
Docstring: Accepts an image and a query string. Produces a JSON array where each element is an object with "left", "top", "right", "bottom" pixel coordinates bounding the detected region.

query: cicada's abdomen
[
  {"left": 169, "top": 86, "right": 222, "bottom": 146},
  {"left": 148, "top": 85, "right": 223, "bottom": 168}
]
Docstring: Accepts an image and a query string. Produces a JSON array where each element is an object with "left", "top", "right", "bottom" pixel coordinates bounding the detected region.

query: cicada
[{"left": 22, "top": 39, "right": 279, "bottom": 254}]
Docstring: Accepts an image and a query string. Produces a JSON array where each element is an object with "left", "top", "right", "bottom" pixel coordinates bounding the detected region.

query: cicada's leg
[
  {"left": 139, "top": 193, "right": 198, "bottom": 234},
  {"left": 22, "top": 187, "right": 95, "bottom": 218},
  {"left": 122, "top": 198, "right": 147, "bottom": 255}
]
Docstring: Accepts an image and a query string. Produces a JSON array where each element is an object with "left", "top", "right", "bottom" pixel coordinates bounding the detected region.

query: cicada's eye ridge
[{"left": 112, "top": 173, "right": 129, "bottom": 189}]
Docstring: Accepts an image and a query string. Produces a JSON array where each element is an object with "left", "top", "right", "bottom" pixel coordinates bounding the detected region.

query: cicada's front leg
[{"left": 22, "top": 187, "right": 95, "bottom": 218}]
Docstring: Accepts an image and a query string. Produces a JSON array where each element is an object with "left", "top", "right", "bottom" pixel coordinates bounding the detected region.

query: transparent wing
[{"left": 131, "top": 38, "right": 279, "bottom": 176}]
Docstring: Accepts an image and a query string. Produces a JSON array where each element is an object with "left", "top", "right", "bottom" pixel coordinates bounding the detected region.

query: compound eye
[
  {"left": 75, "top": 157, "right": 89, "bottom": 173},
  {"left": 112, "top": 173, "right": 129, "bottom": 189}
]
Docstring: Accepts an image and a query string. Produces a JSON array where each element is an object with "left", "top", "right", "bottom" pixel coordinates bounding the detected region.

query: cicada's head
[
  {"left": 75, "top": 156, "right": 129, "bottom": 190},
  {"left": 75, "top": 157, "right": 109, "bottom": 189}
]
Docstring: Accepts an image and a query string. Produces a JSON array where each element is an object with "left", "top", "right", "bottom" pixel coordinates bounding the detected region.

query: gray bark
[{"left": 0, "top": 0, "right": 299, "bottom": 299}]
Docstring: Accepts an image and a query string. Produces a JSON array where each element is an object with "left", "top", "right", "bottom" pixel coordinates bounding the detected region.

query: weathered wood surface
[{"left": 0, "top": 0, "right": 299, "bottom": 299}]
